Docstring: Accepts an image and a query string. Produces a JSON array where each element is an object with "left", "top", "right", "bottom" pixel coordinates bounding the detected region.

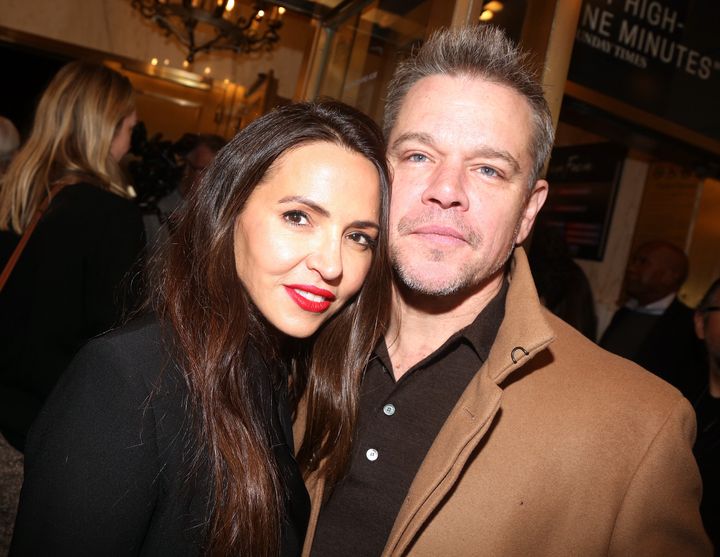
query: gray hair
[{"left": 383, "top": 25, "right": 555, "bottom": 185}]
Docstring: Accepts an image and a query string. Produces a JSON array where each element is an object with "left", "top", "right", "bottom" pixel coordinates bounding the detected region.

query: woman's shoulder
[{"left": 75, "top": 314, "right": 180, "bottom": 393}]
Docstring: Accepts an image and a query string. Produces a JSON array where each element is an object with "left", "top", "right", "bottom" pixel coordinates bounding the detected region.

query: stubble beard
[{"left": 390, "top": 213, "right": 523, "bottom": 297}]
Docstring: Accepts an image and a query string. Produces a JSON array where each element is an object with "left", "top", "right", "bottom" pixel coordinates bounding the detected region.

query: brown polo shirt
[{"left": 311, "top": 282, "right": 508, "bottom": 557}]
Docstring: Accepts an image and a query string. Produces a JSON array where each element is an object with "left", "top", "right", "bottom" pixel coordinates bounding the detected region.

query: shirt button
[
  {"left": 383, "top": 404, "right": 396, "bottom": 416},
  {"left": 366, "top": 448, "right": 379, "bottom": 461}
]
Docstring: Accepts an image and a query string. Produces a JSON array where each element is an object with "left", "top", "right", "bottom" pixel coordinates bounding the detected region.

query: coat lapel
[{"left": 384, "top": 248, "right": 556, "bottom": 556}]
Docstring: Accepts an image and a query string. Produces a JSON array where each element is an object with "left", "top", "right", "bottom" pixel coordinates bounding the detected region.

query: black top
[
  {"left": 311, "top": 283, "right": 507, "bottom": 557},
  {"left": 692, "top": 387, "right": 720, "bottom": 554},
  {"left": 600, "top": 299, "right": 704, "bottom": 396},
  {"left": 0, "top": 183, "right": 145, "bottom": 450},
  {"left": 10, "top": 316, "right": 310, "bottom": 556}
]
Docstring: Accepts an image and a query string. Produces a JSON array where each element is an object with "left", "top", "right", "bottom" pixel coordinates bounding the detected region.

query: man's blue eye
[
  {"left": 480, "top": 166, "right": 498, "bottom": 177},
  {"left": 408, "top": 153, "right": 428, "bottom": 162}
]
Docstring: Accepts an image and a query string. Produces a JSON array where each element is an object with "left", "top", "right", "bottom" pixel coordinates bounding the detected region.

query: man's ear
[
  {"left": 516, "top": 179, "right": 548, "bottom": 245},
  {"left": 694, "top": 310, "right": 706, "bottom": 341}
]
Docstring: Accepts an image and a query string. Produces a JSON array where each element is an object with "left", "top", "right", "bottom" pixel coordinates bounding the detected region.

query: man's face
[
  {"left": 695, "top": 290, "right": 720, "bottom": 369},
  {"left": 387, "top": 74, "right": 547, "bottom": 297},
  {"left": 625, "top": 244, "right": 676, "bottom": 303}
]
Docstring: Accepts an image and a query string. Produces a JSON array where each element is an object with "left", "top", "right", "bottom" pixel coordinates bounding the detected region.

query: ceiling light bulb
[
  {"left": 479, "top": 9, "right": 494, "bottom": 21},
  {"left": 484, "top": 1, "right": 504, "bottom": 12}
]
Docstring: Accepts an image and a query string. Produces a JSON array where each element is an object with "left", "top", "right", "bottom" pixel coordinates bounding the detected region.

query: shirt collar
[
  {"left": 374, "top": 280, "right": 508, "bottom": 375},
  {"left": 625, "top": 292, "right": 676, "bottom": 315}
]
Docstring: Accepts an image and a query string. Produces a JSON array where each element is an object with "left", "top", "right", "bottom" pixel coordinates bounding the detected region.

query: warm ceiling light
[
  {"left": 484, "top": 1, "right": 504, "bottom": 12},
  {"left": 204, "top": 66, "right": 212, "bottom": 75},
  {"left": 131, "top": 1, "right": 285, "bottom": 63},
  {"left": 479, "top": 9, "right": 494, "bottom": 21},
  {"left": 150, "top": 57, "right": 159, "bottom": 65},
  {"left": 163, "top": 58, "right": 170, "bottom": 65}
]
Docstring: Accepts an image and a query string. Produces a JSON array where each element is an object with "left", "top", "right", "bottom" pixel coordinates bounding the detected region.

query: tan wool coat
[{"left": 297, "top": 248, "right": 712, "bottom": 556}]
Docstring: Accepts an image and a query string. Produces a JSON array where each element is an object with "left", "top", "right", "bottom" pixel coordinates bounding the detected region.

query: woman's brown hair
[{"left": 153, "top": 100, "right": 391, "bottom": 556}]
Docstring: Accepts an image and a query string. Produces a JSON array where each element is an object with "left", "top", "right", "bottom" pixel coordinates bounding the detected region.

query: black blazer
[
  {"left": 10, "top": 317, "right": 310, "bottom": 556},
  {"left": 0, "top": 183, "right": 146, "bottom": 449},
  {"left": 600, "top": 298, "right": 704, "bottom": 395}
]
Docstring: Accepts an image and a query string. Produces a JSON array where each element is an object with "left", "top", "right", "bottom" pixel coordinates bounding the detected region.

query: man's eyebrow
[
  {"left": 473, "top": 146, "right": 521, "bottom": 174},
  {"left": 278, "top": 196, "right": 329, "bottom": 217},
  {"left": 390, "top": 132, "right": 435, "bottom": 151},
  {"left": 391, "top": 133, "right": 521, "bottom": 174}
]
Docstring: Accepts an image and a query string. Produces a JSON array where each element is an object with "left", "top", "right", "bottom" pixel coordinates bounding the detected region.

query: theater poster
[{"left": 537, "top": 143, "right": 626, "bottom": 261}]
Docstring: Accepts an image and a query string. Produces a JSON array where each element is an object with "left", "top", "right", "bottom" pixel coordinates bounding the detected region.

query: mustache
[{"left": 396, "top": 211, "right": 482, "bottom": 247}]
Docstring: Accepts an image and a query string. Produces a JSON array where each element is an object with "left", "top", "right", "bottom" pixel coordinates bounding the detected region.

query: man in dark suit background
[
  {"left": 692, "top": 278, "right": 720, "bottom": 552},
  {"left": 600, "top": 240, "right": 702, "bottom": 395}
]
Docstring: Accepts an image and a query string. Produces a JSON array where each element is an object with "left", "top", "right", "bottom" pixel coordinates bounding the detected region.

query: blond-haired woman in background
[{"left": 0, "top": 61, "right": 145, "bottom": 451}]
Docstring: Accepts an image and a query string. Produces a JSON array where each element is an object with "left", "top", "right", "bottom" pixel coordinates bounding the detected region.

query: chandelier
[{"left": 131, "top": 0, "right": 287, "bottom": 63}]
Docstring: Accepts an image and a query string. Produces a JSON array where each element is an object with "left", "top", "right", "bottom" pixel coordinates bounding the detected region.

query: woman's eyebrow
[
  {"left": 278, "top": 196, "right": 329, "bottom": 217},
  {"left": 351, "top": 221, "right": 380, "bottom": 230},
  {"left": 279, "top": 196, "right": 379, "bottom": 230}
]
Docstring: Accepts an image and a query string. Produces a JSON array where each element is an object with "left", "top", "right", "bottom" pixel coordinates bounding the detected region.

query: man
[
  {"left": 600, "top": 240, "right": 702, "bottom": 395},
  {"left": 692, "top": 279, "right": 720, "bottom": 550},
  {"left": 301, "top": 26, "right": 709, "bottom": 555}
]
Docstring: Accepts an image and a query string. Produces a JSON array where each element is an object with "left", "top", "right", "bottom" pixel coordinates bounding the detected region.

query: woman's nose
[{"left": 306, "top": 236, "right": 343, "bottom": 282}]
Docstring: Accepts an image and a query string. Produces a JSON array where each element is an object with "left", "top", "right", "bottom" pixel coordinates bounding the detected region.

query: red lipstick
[{"left": 284, "top": 285, "right": 336, "bottom": 313}]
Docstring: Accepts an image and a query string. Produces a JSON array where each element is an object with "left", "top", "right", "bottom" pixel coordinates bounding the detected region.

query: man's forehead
[{"left": 388, "top": 74, "right": 534, "bottom": 167}]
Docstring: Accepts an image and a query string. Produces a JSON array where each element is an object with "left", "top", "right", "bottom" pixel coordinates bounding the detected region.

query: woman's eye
[
  {"left": 347, "top": 231, "right": 376, "bottom": 249},
  {"left": 283, "top": 210, "right": 309, "bottom": 226}
]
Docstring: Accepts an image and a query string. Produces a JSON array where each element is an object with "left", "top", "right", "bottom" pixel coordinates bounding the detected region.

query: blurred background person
[
  {"left": 0, "top": 114, "right": 22, "bottom": 555},
  {"left": 692, "top": 278, "right": 720, "bottom": 553},
  {"left": 137, "top": 132, "right": 227, "bottom": 247},
  {"left": 0, "top": 61, "right": 146, "bottom": 452},
  {"left": 600, "top": 240, "right": 702, "bottom": 395},
  {"left": 0, "top": 116, "right": 20, "bottom": 176},
  {"left": 528, "top": 226, "right": 597, "bottom": 340}
]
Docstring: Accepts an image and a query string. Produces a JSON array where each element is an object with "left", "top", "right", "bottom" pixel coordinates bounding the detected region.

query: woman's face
[
  {"left": 234, "top": 141, "right": 381, "bottom": 338},
  {"left": 110, "top": 111, "right": 137, "bottom": 162}
]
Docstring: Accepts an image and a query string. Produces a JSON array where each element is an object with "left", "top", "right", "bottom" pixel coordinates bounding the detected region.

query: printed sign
[
  {"left": 537, "top": 143, "right": 626, "bottom": 261},
  {"left": 568, "top": 0, "right": 720, "bottom": 143}
]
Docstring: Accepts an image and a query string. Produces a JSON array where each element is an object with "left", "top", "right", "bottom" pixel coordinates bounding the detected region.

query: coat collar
[
  {"left": 383, "top": 246, "right": 556, "bottom": 556},
  {"left": 299, "top": 247, "right": 557, "bottom": 557}
]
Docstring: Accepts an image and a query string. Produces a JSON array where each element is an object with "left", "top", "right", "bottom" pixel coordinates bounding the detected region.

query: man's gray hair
[{"left": 383, "top": 25, "right": 555, "bottom": 185}]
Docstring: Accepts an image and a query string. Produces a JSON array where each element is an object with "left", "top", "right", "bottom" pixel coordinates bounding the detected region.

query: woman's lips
[{"left": 284, "top": 284, "right": 336, "bottom": 313}]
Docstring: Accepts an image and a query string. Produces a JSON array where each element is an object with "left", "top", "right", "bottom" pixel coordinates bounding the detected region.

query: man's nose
[{"left": 420, "top": 162, "right": 469, "bottom": 210}]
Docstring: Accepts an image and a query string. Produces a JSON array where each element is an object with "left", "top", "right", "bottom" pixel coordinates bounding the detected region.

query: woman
[
  {"left": 11, "top": 100, "right": 391, "bottom": 556},
  {"left": 0, "top": 62, "right": 145, "bottom": 451}
]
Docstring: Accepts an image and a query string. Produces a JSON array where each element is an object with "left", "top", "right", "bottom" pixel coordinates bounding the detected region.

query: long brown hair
[
  {"left": 0, "top": 61, "right": 135, "bottom": 233},
  {"left": 153, "top": 100, "right": 391, "bottom": 556}
]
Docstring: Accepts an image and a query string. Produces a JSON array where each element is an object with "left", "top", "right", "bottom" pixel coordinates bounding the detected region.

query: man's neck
[{"left": 385, "top": 275, "right": 504, "bottom": 381}]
